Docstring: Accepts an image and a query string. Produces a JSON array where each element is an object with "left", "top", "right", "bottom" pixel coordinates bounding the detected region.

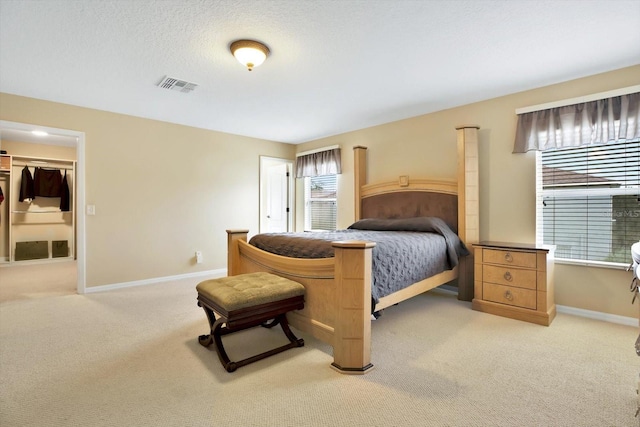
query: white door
[{"left": 260, "top": 157, "right": 293, "bottom": 233}]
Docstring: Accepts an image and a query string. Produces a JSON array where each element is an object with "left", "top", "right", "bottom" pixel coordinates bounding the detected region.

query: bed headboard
[
  {"left": 353, "top": 125, "right": 480, "bottom": 302},
  {"left": 353, "top": 125, "right": 479, "bottom": 246},
  {"left": 359, "top": 179, "right": 458, "bottom": 233}
]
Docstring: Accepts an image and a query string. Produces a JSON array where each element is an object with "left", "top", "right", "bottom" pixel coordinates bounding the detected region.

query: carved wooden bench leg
[
  {"left": 198, "top": 310, "right": 305, "bottom": 373},
  {"left": 278, "top": 314, "right": 305, "bottom": 347}
]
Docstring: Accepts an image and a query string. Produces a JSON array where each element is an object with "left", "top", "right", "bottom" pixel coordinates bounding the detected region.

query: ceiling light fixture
[{"left": 230, "top": 39, "right": 270, "bottom": 71}]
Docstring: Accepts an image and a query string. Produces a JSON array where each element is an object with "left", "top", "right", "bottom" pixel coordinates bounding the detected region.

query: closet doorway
[{"left": 0, "top": 120, "right": 86, "bottom": 299}]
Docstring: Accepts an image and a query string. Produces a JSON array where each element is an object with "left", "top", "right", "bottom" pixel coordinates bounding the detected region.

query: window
[
  {"left": 296, "top": 146, "right": 341, "bottom": 231},
  {"left": 537, "top": 140, "right": 640, "bottom": 265},
  {"left": 304, "top": 174, "right": 337, "bottom": 231}
]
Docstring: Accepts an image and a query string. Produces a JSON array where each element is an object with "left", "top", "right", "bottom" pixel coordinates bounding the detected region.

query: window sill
[{"left": 553, "top": 258, "right": 630, "bottom": 271}]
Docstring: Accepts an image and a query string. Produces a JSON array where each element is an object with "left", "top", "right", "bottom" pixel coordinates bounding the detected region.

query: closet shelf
[
  {"left": 12, "top": 210, "right": 72, "bottom": 214},
  {"left": 12, "top": 220, "right": 70, "bottom": 225}
]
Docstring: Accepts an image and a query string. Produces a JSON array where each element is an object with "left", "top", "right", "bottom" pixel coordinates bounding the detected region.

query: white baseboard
[
  {"left": 83, "top": 268, "right": 227, "bottom": 294},
  {"left": 556, "top": 304, "right": 638, "bottom": 327},
  {"left": 438, "top": 286, "right": 637, "bottom": 327}
]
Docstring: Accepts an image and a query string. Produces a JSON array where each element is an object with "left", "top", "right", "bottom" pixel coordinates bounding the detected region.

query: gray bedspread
[{"left": 249, "top": 217, "right": 469, "bottom": 306}]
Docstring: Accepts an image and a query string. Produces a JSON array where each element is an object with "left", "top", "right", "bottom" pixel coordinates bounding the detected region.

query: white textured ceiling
[{"left": 1, "top": 0, "right": 639, "bottom": 144}]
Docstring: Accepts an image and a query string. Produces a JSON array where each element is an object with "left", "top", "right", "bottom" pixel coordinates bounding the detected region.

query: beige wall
[
  {"left": 0, "top": 93, "right": 296, "bottom": 287},
  {"left": 295, "top": 65, "right": 640, "bottom": 318}
]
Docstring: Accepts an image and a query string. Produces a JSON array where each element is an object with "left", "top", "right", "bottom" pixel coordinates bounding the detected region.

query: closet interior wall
[{"left": 0, "top": 153, "right": 76, "bottom": 264}]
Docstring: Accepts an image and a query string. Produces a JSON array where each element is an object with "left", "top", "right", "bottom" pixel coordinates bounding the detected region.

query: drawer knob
[
  {"left": 504, "top": 271, "right": 513, "bottom": 282},
  {"left": 504, "top": 252, "right": 513, "bottom": 262},
  {"left": 504, "top": 290, "right": 514, "bottom": 301}
]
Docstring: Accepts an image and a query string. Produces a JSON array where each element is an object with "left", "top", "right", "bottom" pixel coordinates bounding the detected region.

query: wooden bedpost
[
  {"left": 456, "top": 125, "right": 480, "bottom": 301},
  {"left": 226, "top": 229, "right": 249, "bottom": 276},
  {"left": 330, "top": 240, "right": 376, "bottom": 374},
  {"left": 353, "top": 146, "right": 368, "bottom": 221}
]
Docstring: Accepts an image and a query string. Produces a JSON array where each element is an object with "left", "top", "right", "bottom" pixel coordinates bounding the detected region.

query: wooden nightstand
[{"left": 472, "top": 241, "right": 555, "bottom": 326}]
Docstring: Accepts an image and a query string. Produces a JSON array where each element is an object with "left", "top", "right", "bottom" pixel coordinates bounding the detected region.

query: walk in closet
[{"left": 0, "top": 153, "right": 76, "bottom": 264}]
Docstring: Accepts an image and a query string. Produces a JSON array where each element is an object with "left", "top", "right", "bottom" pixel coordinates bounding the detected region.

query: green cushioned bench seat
[{"left": 196, "top": 272, "right": 305, "bottom": 372}]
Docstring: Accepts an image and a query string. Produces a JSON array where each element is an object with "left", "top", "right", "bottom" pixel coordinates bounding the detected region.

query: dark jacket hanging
[
  {"left": 34, "top": 167, "right": 62, "bottom": 197},
  {"left": 19, "top": 166, "right": 35, "bottom": 202},
  {"left": 60, "top": 170, "right": 70, "bottom": 211}
]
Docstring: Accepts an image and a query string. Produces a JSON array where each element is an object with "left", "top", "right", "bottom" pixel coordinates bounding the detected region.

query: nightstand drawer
[
  {"left": 483, "top": 265, "right": 537, "bottom": 290},
  {"left": 483, "top": 283, "right": 537, "bottom": 310},
  {"left": 483, "top": 248, "right": 537, "bottom": 268}
]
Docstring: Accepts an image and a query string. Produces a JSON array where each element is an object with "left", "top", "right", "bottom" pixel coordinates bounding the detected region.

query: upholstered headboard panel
[{"left": 360, "top": 191, "right": 458, "bottom": 233}]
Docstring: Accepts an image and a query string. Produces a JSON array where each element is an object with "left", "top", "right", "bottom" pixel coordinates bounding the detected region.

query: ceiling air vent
[{"left": 157, "top": 76, "right": 198, "bottom": 93}]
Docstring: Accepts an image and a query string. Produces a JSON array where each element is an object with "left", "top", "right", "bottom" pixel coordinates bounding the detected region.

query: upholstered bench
[{"left": 196, "top": 272, "right": 305, "bottom": 372}]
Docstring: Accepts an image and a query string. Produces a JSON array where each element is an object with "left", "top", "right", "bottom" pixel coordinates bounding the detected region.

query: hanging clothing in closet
[
  {"left": 19, "top": 166, "right": 35, "bottom": 202},
  {"left": 60, "top": 170, "right": 70, "bottom": 212},
  {"left": 34, "top": 167, "right": 62, "bottom": 197},
  {"left": 18, "top": 166, "right": 71, "bottom": 211}
]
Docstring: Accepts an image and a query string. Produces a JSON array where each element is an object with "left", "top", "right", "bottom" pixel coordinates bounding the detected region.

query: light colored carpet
[
  {"left": 0, "top": 276, "right": 638, "bottom": 427},
  {"left": 0, "top": 260, "right": 76, "bottom": 302}
]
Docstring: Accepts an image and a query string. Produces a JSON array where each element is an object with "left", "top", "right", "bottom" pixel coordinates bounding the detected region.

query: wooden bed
[{"left": 226, "top": 125, "right": 480, "bottom": 374}]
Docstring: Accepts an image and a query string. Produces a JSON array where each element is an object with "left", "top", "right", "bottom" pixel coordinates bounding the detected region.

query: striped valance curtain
[
  {"left": 513, "top": 92, "right": 640, "bottom": 153},
  {"left": 295, "top": 147, "right": 342, "bottom": 178}
]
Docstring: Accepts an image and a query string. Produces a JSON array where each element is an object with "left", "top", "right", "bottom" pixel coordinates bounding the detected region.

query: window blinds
[{"left": 538, "top": 141, "right": 640, "bottom": 264}]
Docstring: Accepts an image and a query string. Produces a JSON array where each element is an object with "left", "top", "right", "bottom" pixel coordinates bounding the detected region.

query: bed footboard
[{"left": 226, "top": 230, "right": 376, "bottom": 374}]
